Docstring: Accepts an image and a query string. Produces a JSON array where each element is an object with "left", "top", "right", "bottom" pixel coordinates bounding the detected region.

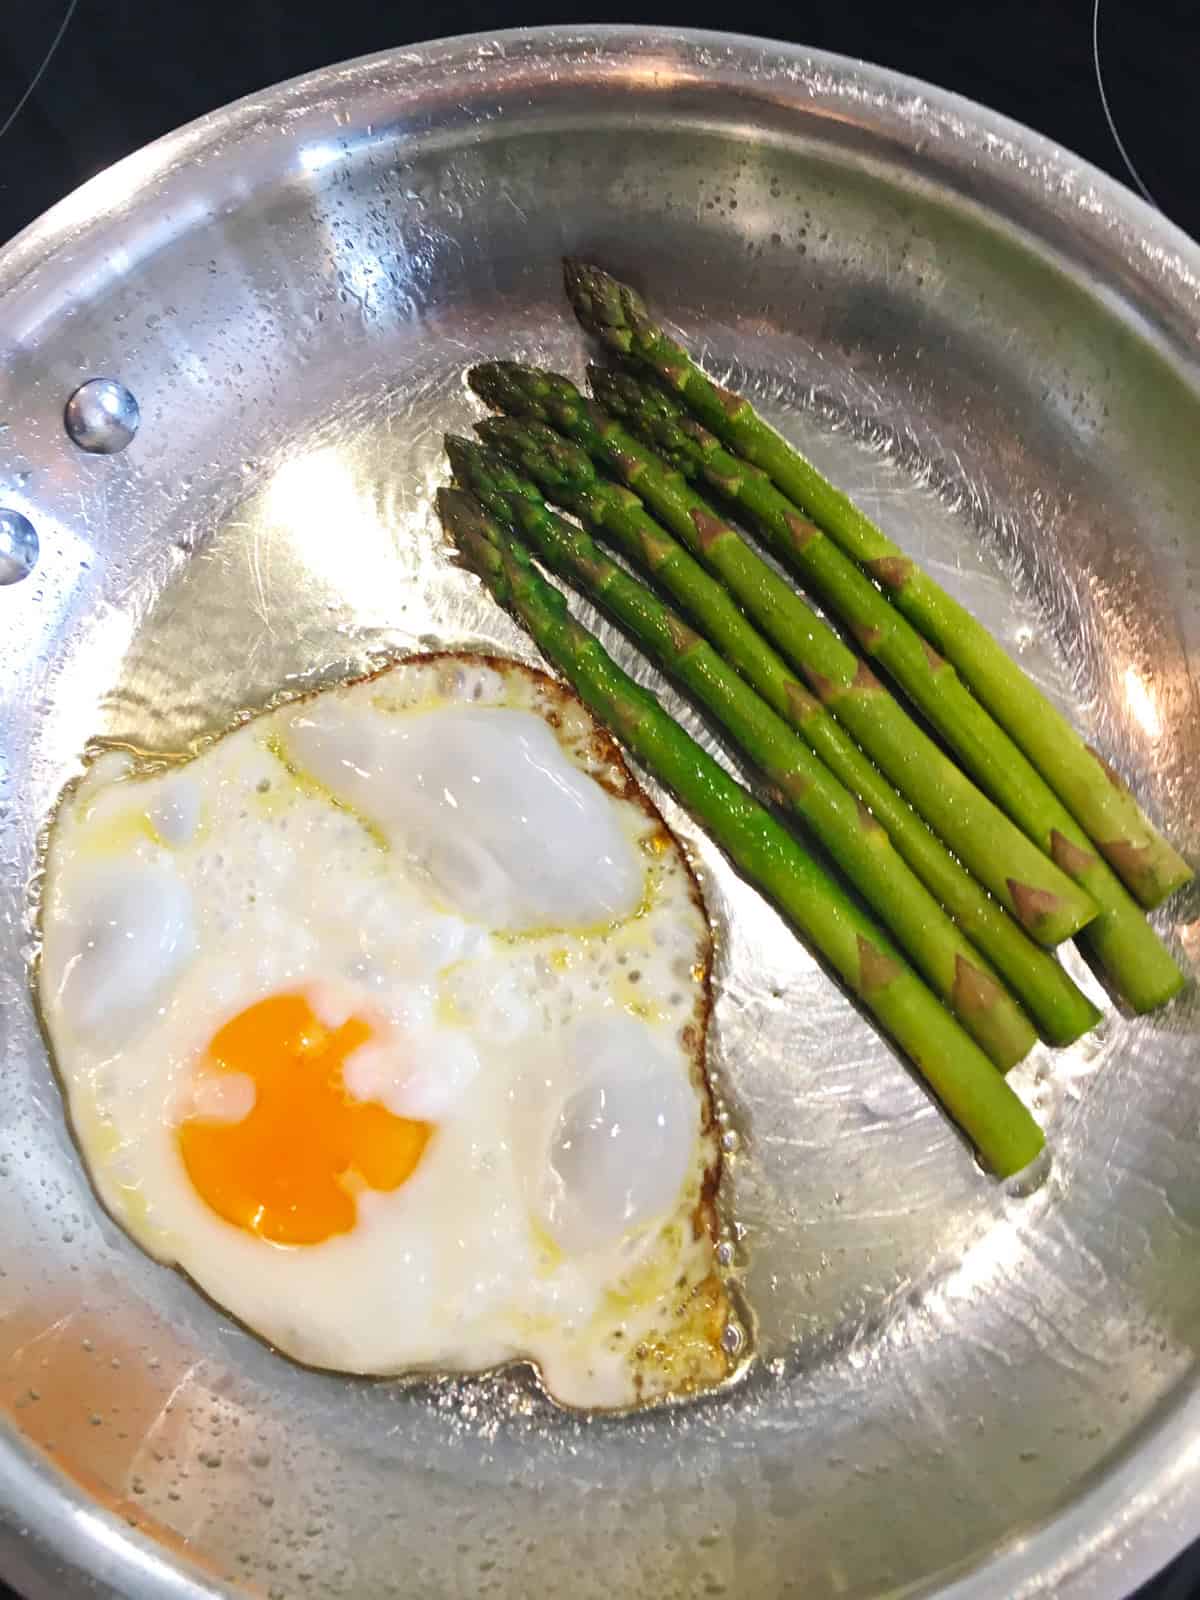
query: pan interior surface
[{"left": 0, "top": 28, "right": 1199, "bottom": 1600}]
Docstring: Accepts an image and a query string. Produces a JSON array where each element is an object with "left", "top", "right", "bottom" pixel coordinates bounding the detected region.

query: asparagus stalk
[
  {"left": 565, "top": 259, "right": 1192, "bottom": 911},
  {"left": 436, "top": 485, "right": 1046, "bottom": 1177},
  {"left": 447, "top": 434, "right": 1038, "bottom": 1070},
  {"left": 455, "top": 426, "right": 1099, "bottom": 1047},
  {"left": 586, "top": 365, "right": 1185, "bottom": 1013},
  {"left": 467, "top": 364, "right": 1097, "bottom": 950}
]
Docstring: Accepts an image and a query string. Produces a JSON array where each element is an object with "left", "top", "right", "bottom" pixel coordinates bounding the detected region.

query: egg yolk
[{"left": 178, "top": 992, "right": 430, "bottom": 1246}]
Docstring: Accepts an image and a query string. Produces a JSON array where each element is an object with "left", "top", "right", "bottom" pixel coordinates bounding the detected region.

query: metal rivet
[
  {"left": 64, "top": 378, "right": 140, "bottom": 454},
  {"left": 0, "top": 509, "right": 39, "bottom": 584}
]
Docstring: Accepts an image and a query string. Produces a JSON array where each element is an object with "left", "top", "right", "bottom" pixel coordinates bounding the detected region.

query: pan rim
[{"left": 1, "top": 25, "right": 1197, "bottom": 1600}]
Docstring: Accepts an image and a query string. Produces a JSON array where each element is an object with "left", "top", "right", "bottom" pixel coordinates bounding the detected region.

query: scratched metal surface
[{"left": 1, "top": 27, "right": 1199, "bottom": 1600}]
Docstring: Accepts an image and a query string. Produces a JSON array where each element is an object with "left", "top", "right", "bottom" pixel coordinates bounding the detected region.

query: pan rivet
[
  {"left": 64, "top": 378, "right": 141, "bottom": 454},
  {"left": 0, "top": 509, "right": 39, "bottom": 584}
]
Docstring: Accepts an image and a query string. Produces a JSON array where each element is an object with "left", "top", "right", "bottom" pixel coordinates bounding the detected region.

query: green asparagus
[
  {"left": 564, "top": 259, "right": 1192, "bottom": 912},
  {"left": 436, "top": 485, "right": 1046, "bottom": 1176},
  {"left": 467, "top": 364, "right": 1097, "bottom": 951},
  {"left": 447, "top": 434, "right": 1039, "bottom": 1070},
  {"left": 456, "top": 424, "right": 1099, "bottom": 1046},
  {"left": 585, "top": 363, "right": 1185, "bottom": 1012}
]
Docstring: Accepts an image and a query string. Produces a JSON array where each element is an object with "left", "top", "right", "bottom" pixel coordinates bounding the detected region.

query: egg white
[{"left": 38, "top": 655, "right": 736, "bottom": 1409}]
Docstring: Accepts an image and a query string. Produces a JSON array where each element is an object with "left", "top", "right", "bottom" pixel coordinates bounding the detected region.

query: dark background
[
  {"left": 0, "top": 2, "right": 1196, "bottom": 1596},
  {"left": 0, "top": 0, "right": 1196, "bottom": 245}
]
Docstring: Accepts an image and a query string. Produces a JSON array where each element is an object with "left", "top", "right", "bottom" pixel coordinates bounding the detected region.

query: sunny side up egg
[{"left": 37, "top": 654, "right": 740, "bottom": 1409}]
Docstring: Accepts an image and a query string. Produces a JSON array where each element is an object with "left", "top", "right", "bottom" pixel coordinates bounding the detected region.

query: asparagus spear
[
  {"left": 467, "top": 364, "right": 1097, "bottom": 950},
  {"left": 436, "top": 485, "right": 1045, "bottom": 1177},
  {"left": 585, "top": 365, "right": 1185, "bottom": 1013},
  {"left": 455, "top": 426, "right": 1099, "bottom": 1047},
  {"left": 472, "top": 369, "right": 1184, "bottom": 1012},
  {"left": 565, "top": 259, "right": 1192, "bottom": 911},
  {"left": 447, "top": 434, "right": 1038, "bottom": 1070}
]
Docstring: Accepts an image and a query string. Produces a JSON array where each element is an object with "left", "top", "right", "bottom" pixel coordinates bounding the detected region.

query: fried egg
[{"left": 37, "top": 655, "right": 738, "bottom": 1409}]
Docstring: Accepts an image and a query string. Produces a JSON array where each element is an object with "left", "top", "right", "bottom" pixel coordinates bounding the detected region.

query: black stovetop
[
  {"left": 0, "top": 3, "right": 1195, "bottom": 1596},
  {"left": 1, "top": 0, "right": 1195, "bottom": 246}
]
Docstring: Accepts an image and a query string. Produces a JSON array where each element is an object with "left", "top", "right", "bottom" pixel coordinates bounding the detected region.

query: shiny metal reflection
[
  {"left": 63, "top": 378, "right": 140, "bottom": 454},
  {"left": 0, "top": 507, "right": 38, "bottom": 583},
  {"left": 0, "top": 26, "right": 1198, "bottom": 1600}
]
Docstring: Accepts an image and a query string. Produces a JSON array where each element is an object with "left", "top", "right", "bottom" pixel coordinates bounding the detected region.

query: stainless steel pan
[{"left": 1, "top": 26, "right": 1198, "bottom": 1599}]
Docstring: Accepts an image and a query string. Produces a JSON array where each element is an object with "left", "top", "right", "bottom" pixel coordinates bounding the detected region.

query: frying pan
[{"left": 1, "top": 27, "right": 1198, "bottom": 1600}]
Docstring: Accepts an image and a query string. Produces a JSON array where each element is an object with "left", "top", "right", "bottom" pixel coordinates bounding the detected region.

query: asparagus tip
[
  {"left": 443, "top": 434, "right": 477, "bottom": 475},
  {"left": 475, "top": 413, "right": 594, "bottom": 490},
  {"left": 586, "top": 362, "right": 623, "bottom": 400},
  {"left": 474, "top": 414, "right": 513, "bottom": 447},
  {"left": 434, "top": 484, "right": 483, "bottom": 536},
  {"left": 562, "top": 258, "right": 643, "bottom": 350},
  {"left": 466, "top": 361, "right": 509, "bottom": 407}
]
